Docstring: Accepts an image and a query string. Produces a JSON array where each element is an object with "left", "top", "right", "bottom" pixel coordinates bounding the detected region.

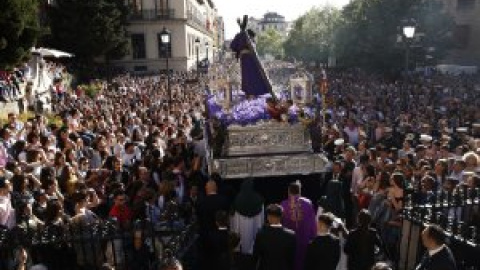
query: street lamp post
[
  {"left": 402, "top": 20, "right": 416, "bottom": 111},
  {"left": 195, "top": 37, "right": 200, "bottom": 80},
  {"left": 403, "top": 23, "right": 416, "bottom": 75},
  {"left": 205, "top": 42, "right": 209, "bottom": 64},
  {"left": 212, "top": 45, "right": 216, "bottom": 63},
  {"left": 160, "top": 27, "right": 171, "bottom": 109}
]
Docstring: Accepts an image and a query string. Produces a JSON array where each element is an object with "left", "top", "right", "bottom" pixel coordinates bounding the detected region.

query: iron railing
[
  {"left": 0, "top": 218, "right": 196, "bottom": 270},
  {"left": 399, "top": 187, "right": 480, "bottom": 270},
  {"left": 129, "top": 9, "right": 176, "bottom": 21}
]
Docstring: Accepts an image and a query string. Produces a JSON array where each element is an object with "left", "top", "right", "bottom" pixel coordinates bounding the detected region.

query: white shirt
[
  {"left": 351, "top": 166, "right": 363, "bottom": 194},
  {"left": 0, "top": 194, "right": 15, "bottom": 229},
  {"left": 344, "top": 126, "right": 359, "bottom": 145},
  {"left": 121, "top": 148, "right": 141, "bottom": 166}
]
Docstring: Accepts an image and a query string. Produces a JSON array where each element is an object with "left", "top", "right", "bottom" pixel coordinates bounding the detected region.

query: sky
[{"left": 216, "top": 0, "right": 351, "bottom": 39}]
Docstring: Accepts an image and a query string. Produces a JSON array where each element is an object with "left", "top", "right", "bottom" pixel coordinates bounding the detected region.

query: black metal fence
[
  {"left": 399, "top": 187, "right": 480, "bottom": 270},
  {"left": 0, "top": 219, "right": 196, "bottom": 270}
]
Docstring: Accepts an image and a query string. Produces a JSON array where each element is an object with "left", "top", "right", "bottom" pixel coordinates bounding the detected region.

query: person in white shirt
[
  {"left": 0, "top": 177, "right": 15, "bottom": 229},
  {"left": 121, "top": 142, "right": 141, "bottom": 167},
  {"left": 344, "top": 119, "right": 360, "bottom": 147},
  {"left": 449, "top": 159, "right": 465, "bottom": 183}
]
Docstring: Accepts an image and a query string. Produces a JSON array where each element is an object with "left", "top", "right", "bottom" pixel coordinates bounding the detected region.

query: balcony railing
[
  {"left": 129, "top": 9, "right": 176, "bottom": 21},
  {"left": 187, "top": 13, "right": 214, "bottom": 35}
]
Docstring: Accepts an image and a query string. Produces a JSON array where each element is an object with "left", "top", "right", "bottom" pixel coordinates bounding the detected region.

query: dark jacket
[
  {"left": 253, "top": 225, "right": 296, "bottom": 270},
  {"left": 304, "top": 234, "right": 341, "bottom": 270},
  {"left": 321, "top": 177, "right": 345, "bottom": 219},
  {"left": 196, "top": 193, "right": 229, "bottom": 235},
  {"left": 206, "top": 228, "right": 232, "bottom": 270},
  {"left": 416, "top": 245, "right": 457, "bottom": 270},
  {"left": 344, "top": 227, "right": 382, "bottom": 270}
]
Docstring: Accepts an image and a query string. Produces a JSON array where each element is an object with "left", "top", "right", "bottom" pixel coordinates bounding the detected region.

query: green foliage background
[
  {"left": 45, "top": 0, "right": 130, "bottom": 63},
  {"left": 0, "top": 0, "right": 41, "bottom": 69}
]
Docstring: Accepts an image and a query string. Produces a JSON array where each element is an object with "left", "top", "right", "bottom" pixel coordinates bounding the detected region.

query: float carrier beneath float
[{"left": 205, "top": 67, "right": 330, "bottom": 179}]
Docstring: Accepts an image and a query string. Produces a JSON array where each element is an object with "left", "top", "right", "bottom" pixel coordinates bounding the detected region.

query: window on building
[
  {"left": 131, "top": 34, "right": 146, "bottom": 59},
  {"left": 130, "top": 0, "right": 142, "bottom": 14},
  {"left": 158, "top": 33, "right": 172, "bottom": 58},
  {"left": 156, "top": 0, "right": 170, "bottom": 17},
  {"left": 457, "top": 0, "right": 476, "bottom": 10},
  {"left": 453, "top": 24, "right": 471, "bottom": 49}
]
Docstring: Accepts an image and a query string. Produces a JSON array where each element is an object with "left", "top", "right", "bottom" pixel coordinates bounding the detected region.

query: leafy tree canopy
[
  {"left": 0, "top": 0, "right": 41, "bottom": 69},
  {"left": 46, "top": 0, "right": 130, "bottom": 63},
  {"left": 334, "top": 0, "right": 454, "bottom": 71},
  {"left": 255, "top": 28, "right": 285, "bottom": 59},
  {"left": 283, "top": 6, "right": 341, "bottom": 64}
]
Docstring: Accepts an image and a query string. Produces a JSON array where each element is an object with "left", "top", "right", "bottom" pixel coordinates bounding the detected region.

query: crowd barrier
[
  {"left": 399, "top": 187, "right": 480, "bottom": 270},
  {"left": 0, "top": 218, "right": 196, "bottom": 270}
]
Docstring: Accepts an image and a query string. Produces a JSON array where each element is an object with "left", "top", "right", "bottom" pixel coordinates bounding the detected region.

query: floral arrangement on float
[{"left": 206, "top": 93, "right": 315, "bottom": 127}]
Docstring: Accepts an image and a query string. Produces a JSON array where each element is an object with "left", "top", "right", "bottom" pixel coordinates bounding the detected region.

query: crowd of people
[
  {"left": 0, "top": 64, "right": 31, "bottom": 102},
  {"left": 0, "top": 68, "right": 209, "bottom": 270},
  {"left": 0, "top": 55, "right": 479, "bottom": 270}
]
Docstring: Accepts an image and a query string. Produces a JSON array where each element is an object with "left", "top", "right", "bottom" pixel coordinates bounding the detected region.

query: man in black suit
[
  {"left": 304, "top": 213, "right": 341, "bottom": 270},
  {"left": 253, "top": 204, "right": 296, "bottom": 270},
  {"left": 196, "top": 179, "right": 229, "bottom": 234},
  {"left": 196, "top": 179, "right": 229, "bottom": 270},
  {"left": 415, "top": 224, "right": 457, "bottom": 270},
  {"left": 206, "top": 211, "right": 233, "bottom": 270}
]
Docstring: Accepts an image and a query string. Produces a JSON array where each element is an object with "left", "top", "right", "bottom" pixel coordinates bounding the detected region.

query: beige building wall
[
  {"left": 114, "top": 0, "right": 220, "bottom": 72},
  {"left": 443, "top": 0, "right": 480, "bottom": 66}
]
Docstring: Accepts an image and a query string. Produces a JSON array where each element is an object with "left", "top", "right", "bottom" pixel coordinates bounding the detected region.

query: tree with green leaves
[
  {"left": 0, "top": 0, "right": 41, "bottom": 69},
  {"left": 334, "top": 0, "right": 454, "bottom": 71},
  {"left": 283, "top": 6, "right": 341, "bottom": 65},
  {"left": 46, "top": 0, "right": 129, "bottom": 63},
  {"left": 255, "top": 28, "right": 285, "bottom": 59}
]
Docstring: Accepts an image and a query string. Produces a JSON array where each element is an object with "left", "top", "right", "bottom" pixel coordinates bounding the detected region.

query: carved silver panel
[
  {"left": 224, "top": 121, "right": 312, "bottom": 156},
  {"left": 210, "top": 153, "right": 330, "bottom": 179}
]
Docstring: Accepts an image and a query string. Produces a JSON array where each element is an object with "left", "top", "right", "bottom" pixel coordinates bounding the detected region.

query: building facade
[
  {"left": 443, "top": 0, "right": 480, "bottom": 66},
  {"left": 114, "top": 0, "right": 224, "bottom": 72},
  {"left": 249, "top": 12, "right": 292, "bottom": 37}
]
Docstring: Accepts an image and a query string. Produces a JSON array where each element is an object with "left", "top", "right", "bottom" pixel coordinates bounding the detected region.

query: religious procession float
[{"left": 205, "top": 16, "right": 329, "bottom": 179}]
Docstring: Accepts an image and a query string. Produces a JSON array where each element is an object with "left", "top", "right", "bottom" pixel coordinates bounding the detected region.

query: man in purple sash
[
  {"left": 281, "top": 181, "right": 317, "bottom": 270},
  {"left": 230, "top": 16, "right": 273, "bottom": 97}
]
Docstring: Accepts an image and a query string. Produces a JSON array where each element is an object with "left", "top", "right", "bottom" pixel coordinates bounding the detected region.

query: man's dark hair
[
  {"left": 426, "top": 224, "right": 446, "bottom": 245},
  {"left": 357, "top": 209, "right": 372, "bottom": 229},
  {"left": 113, "top": 190, "right": 126, "bottom": 199},
  {"left": 359, "top": 154, "right": 369, "bottom": 164},
  {"left": 266, "top": 204, "right": 283, "bottom": 218},
  {"left": 288, "top": 181, "right": 301, "bottom": 195},
  {"left": 318, "top": 213, "right": 334, "bottom": 228}
]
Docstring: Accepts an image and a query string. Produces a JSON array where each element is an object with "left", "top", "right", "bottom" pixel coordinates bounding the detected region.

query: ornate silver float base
[
  {"left": 209, "top": 153, "right": 329, "bottom": 179},
  {"left": 224, "top": 121, "right": 312, "bottom": 157}
]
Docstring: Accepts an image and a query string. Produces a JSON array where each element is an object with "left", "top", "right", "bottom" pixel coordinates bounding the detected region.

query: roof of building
[
  {"left": 263, "top": 12, "right": 285, "bottom": 20},
  {"left": 261, "top": 12, "right": 286, "bottom": 23}
]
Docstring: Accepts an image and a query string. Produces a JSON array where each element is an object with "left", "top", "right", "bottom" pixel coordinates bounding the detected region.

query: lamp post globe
[
  {"left": 403, "top": 25, "right": 416, "bottom": 39},
  {"left": 160, "top": 27, "right": 171, "bottom": 45}
]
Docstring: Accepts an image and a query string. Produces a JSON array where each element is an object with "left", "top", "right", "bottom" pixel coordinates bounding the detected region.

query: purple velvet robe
[
  {"left": 281, "top": 196, "right": 317, "bottom": 270},
  {"left": 230, "top": 31, "right": 271, "bottom": 96}
]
